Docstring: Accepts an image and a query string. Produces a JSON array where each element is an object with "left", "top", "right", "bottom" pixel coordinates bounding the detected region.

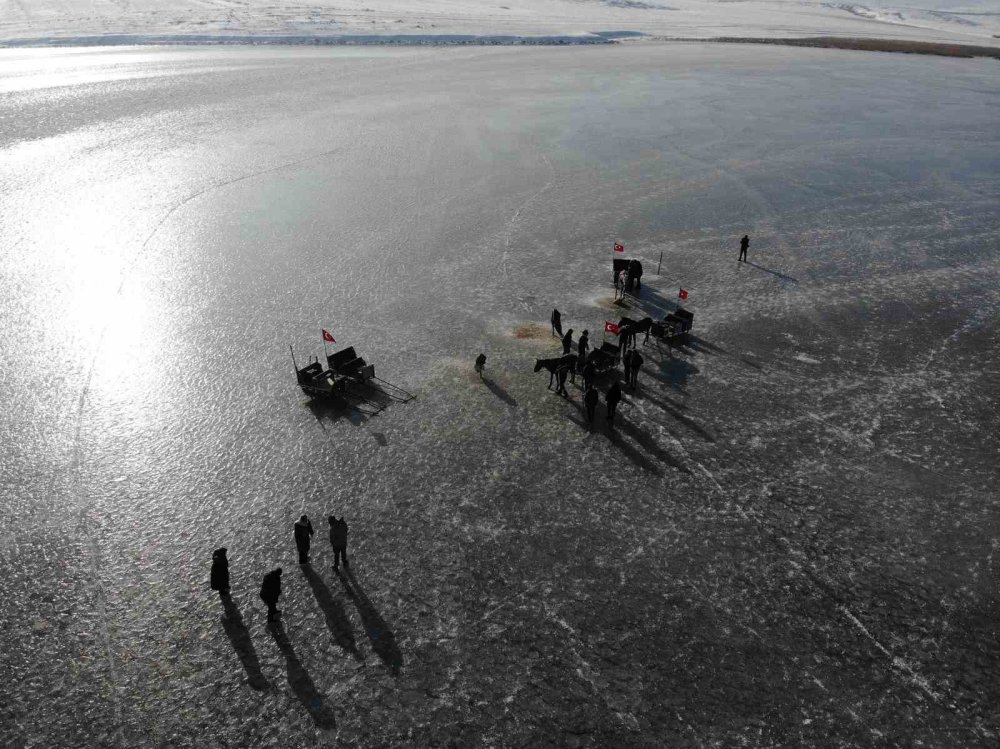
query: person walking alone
[
  {"left": 739, "top": 234, "right": 749, "bottom": 263},
  {"left": 562, "top": 329, "right": 574, "bottom": 355},
  {"left": 606, "top": 381, "right": 622, "bottom": 426},
  {"left": 294, "top": 515, "right": 314, "bottom": 564},
  {"left": 260, "top": 568, "right": 282, "bottom": 622},
  {"left": 328, "top": 515, "right": 349, "bottom": 570},
  {"left": 210, "top": 548, "right": 230, "bottom": 596},
  {"left": 551, "top": 309, "right": 562, "bottom": 337}
]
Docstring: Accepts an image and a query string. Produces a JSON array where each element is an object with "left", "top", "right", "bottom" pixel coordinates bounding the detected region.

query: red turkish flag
[
  {"left": 613, "top": 242, "right": 625, "bottom": 253},
  {"left": 322, "top": 329, "right": 336, "bottom": 343},
  {"left": 604, "top": 321, "right": 620, "bottom": 334},
  {"left": 678, "top": 288, "right": 689, "bottom": 300}
]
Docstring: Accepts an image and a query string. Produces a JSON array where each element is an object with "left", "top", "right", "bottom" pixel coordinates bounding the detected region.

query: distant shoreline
[
  {"left": 658, "top": 36, "right": 1000, "bottom": 60},
  {"left": 0, "top": 33, "right": 998, "bottom": 59}
]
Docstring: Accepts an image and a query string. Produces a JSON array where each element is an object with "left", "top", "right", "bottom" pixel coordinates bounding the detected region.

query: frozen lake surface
[{"left": 1, "top": 44, "right": 998, "bottom": 746}]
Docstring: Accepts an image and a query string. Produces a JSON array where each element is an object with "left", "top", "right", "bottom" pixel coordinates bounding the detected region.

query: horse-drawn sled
[
  {"left": 650, "top": 308, "right": 694, "bottom": 349},
  {"left": 292, "top": 342, "right": 414, "bottom": 417},
  {"left": 589, "top": 341, "right": 621, "bottom": 374},
  {"left": 326, "top": 346, "right": 415, "bottom": 403}
]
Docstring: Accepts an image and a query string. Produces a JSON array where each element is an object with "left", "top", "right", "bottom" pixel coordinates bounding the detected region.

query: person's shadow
[
  {"left": 301, "top": 565, "right": 361, "bottom": 660},
  {"left": 220, "top": 594, "right": 269, "bottom": 691},
  {"left": 267, "top": 621, "right": 337, "bottom": 729},
  {"left": 337, "top": 568, "right": 403, "bottom": 676},
  {"left": 745, "top": 261, "right": 798, "bottom": 284},
  {"left": 483, "top": 378, "right": 517, "bottom": 408}
]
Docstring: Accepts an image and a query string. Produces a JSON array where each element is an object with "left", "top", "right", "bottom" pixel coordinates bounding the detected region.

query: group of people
[
  {"left": 209, "top": 513, "right": 351, "bottom": 622},
  {"left": 550, "top": 308, "right": 644, "bottom": 429}
]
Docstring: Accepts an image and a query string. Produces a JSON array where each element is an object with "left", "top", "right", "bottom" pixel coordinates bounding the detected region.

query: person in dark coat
[
  {"left": 583, "top": 386, "right": 599, "bottom": 426},
  {"left": 294, "top": 515, "right": 314, "bottom": 564},
  {"left": 577, "top": 330, "right": 589, "bottom": 370},
  {"left": 582, "top": 358, "right": 596, "bottom": 392},
  {"left": 210, "top": 548, "right": 230, "bottom": 596},
  {"left": 328, "top": 515, "right": 349, "bottom": 570},
  {"left": 551, "top": 309, "right": 562, "bottom": 337},
  {"left": 474, "top": 353, "right": 487, "bottom": 379},
  {"left": 739, "top": 234, "right": 749, "bottom": 262},
  {"left": 561, "top": 329, "right": 573, "bottom": 355},
  {"left": 606, "top": 381, "right": 622, "bottom": 425},
  {"left": 622, "top": 348, "right": 633, "bottom": 387},
  {"left": 260, "top": 568, "right": 282, "bottom": 622},
  {"left": 628, "top": 349, "right": 644, "bottom": 390}
]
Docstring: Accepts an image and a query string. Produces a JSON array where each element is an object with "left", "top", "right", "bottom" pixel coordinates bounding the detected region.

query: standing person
[
  {"left": 739, "top": 234, "right": 749, "bottom": 263},
  {"left": 294, "top": 515, "right": 314, "bottom": 564},
  {"left": 618, "top": 269, "right": 629, "bottom": 296},
  {"left": 551, "top": 309, "right": 562, "bottom": 337},
  {"left": 577, "top": 330, "right": 589, "bottom": 370},
  {"left": 210, "top": 548, "right": 230, "bottom": 596},
  {"left": 606, "top": 381, "right": 622, "bottom": 426},
  {"left": 628, "top": 350, "right": 644, "bottom": 390},
  {"left": 584, "top": 386, "right": 599, "bottom": 427},
  {"left": 474, "top": 353, "right": 487, "bottom": 379},
  {"left": 260, "top": 568, "right": 282, "bottom": 622},
  {"left": 328, "top": 515, "right": 349, "bottom": 570},
  {"left": 622, "top": 348, "right": 633, "bottom": 388},
  {"left": 562, "top": 329, "right": 574, "bottom": 355}
]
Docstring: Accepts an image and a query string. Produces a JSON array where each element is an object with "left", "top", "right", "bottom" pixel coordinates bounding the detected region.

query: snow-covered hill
[{"left": 2, "top": 0, "right": 998, "bottom": 46}]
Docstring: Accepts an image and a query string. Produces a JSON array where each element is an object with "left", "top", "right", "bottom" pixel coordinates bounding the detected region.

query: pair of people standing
[
  {"left": 622, "top": 349, "right": 643, "bottom": 391},
  {"left": 294, "top": 513, "right": 350, "bottom": 568},
  {"left": 583, "top": 381, "right": 622, "bottom": 427}
]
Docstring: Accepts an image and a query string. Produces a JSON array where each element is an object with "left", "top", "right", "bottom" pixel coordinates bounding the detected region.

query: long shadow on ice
[
  {"left": 601, "top": 417, "right": 662, "bottom": 476},
  {"left": 220, "top": 594, "right": 270, "bottom": 691},
  {"left": 267, "top": 621, "right": 337, "bottom": 729},
  {"left": 307, "top": 398, "right": 371, "bottom": 429},
  {"left": 640, "top": 391, "right": 717, "bottom": 443},
  {"left": 337, "top": 568, "right": 403, "bottom": 676},
  {"left": 483, "top": 377, "right": 517, "bottom": 408},
  {"left": 654, "top": 356, "right": 699, "bottom": 391},
  {"left": 745, "top": 261, "right": 799, "bottom": 284},
  {"left": 615, "top": 414, "right": 691, "bottom": 473},
  {"left": 301, "top": 565, "right": 361, "bottom": 660}
]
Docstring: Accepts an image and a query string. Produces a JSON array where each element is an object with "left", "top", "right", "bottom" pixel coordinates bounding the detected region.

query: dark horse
[
  {"left": 618, "top": 316, "right": 654, "bottom": 347},
  {"left": 534, "top": 354, "right": 577, "bottom": 389}
]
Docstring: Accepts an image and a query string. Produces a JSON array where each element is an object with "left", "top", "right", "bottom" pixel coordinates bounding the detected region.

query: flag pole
[
  {"left": 322, "top": 330, "right": 329, "bottom": 363},
  {"left": 657, "top": 251, "right": 662, "bottom": 275},
  {"left": 290, "top": 345, "right": 299, "bottom": 374}
]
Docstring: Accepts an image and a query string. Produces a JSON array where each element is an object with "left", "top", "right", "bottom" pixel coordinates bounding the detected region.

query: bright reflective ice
[{"left": 1, "top": 45, "right": 998, "bottom": 745}]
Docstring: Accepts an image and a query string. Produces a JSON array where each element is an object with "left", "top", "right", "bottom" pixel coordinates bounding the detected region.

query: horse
[
  {"left": 534, "top": 354, "right": 577, "bottom": 389},
  {"left": 618, "top": 316, "right": 654, "bottom": 347}
]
